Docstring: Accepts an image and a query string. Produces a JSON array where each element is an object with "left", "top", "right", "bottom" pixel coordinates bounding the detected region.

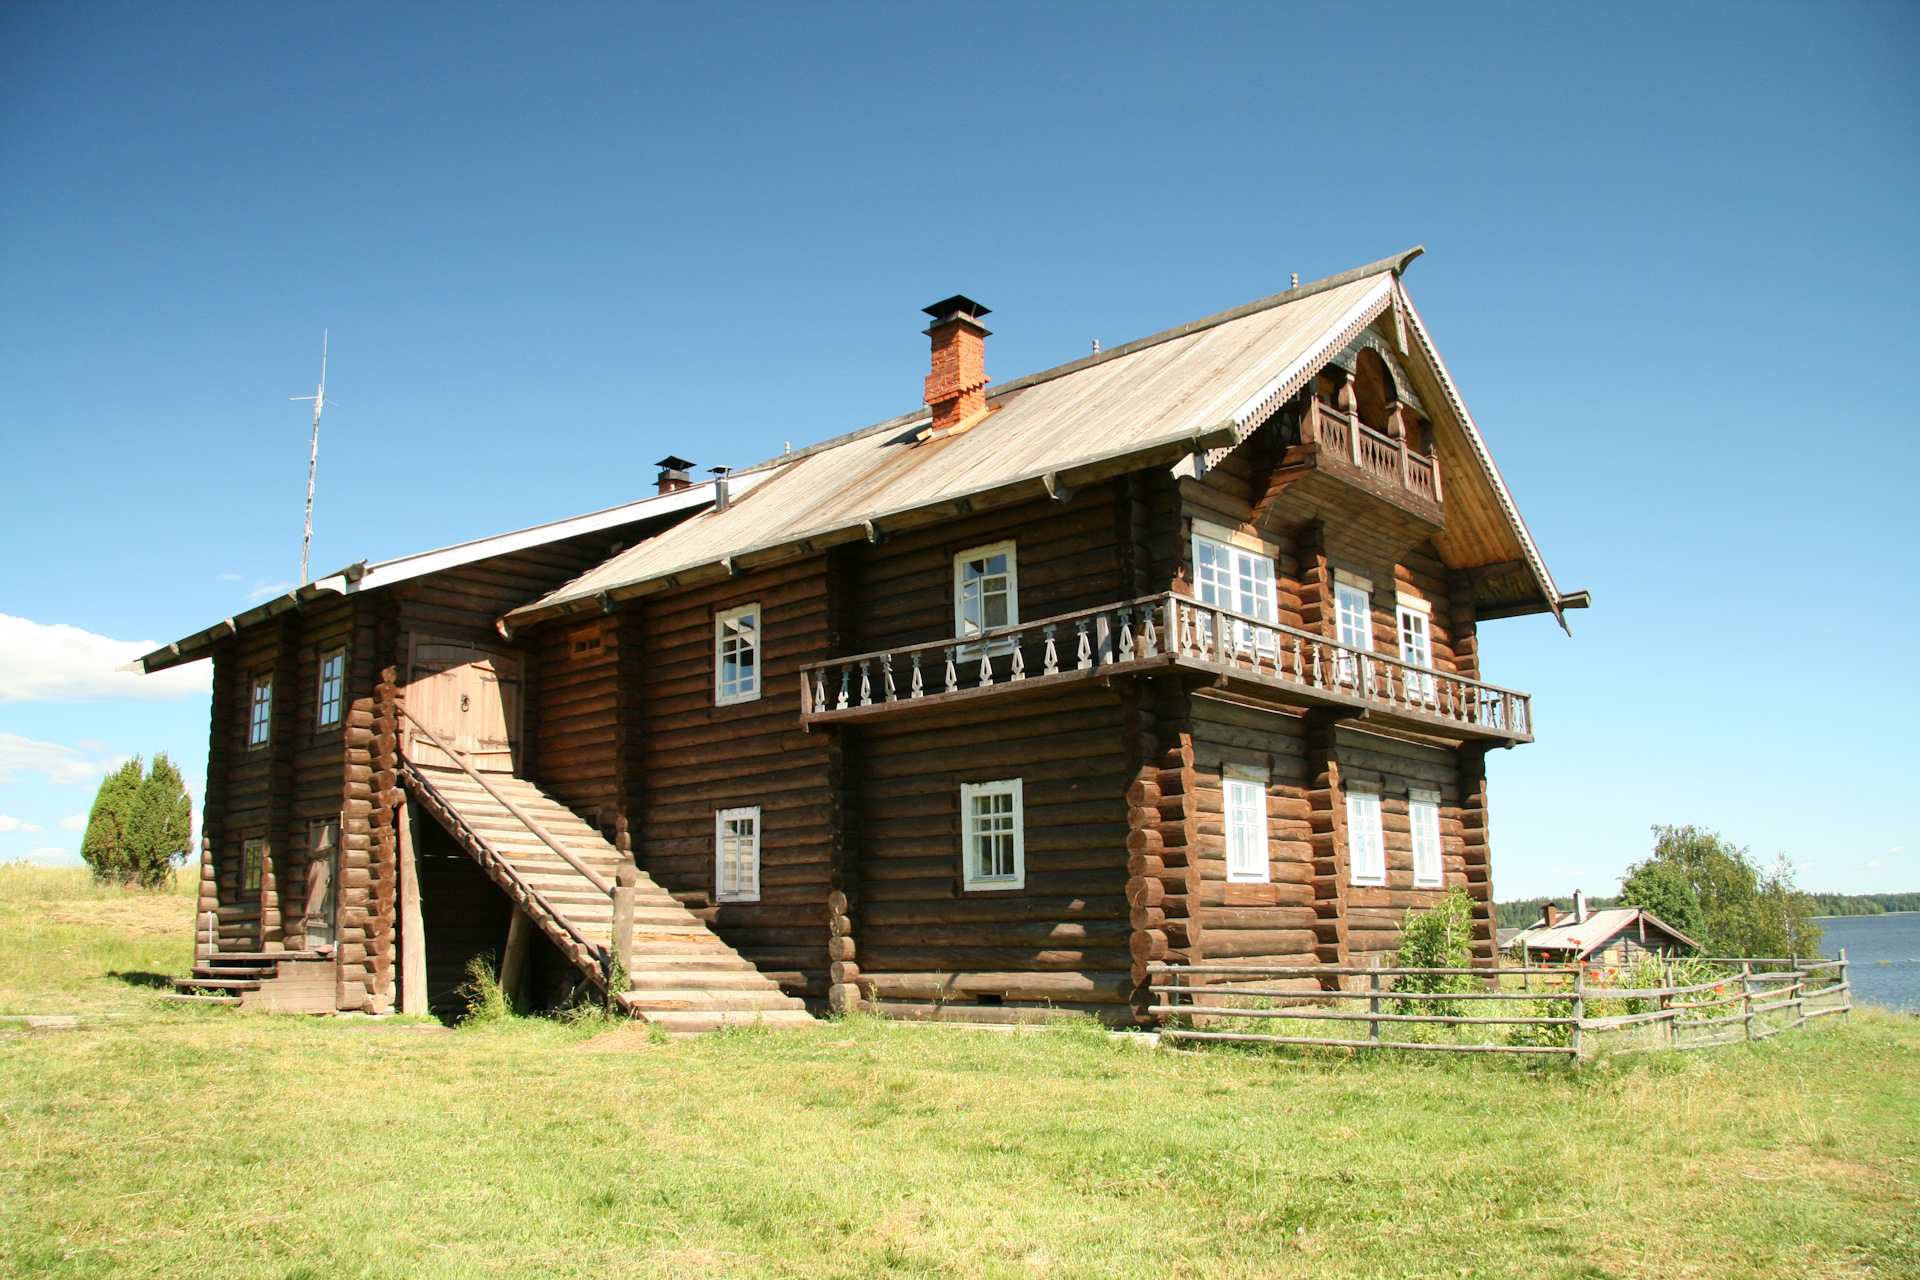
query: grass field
[{"left": 2, "top": 865, "right": 1916, "bottom": 1279}]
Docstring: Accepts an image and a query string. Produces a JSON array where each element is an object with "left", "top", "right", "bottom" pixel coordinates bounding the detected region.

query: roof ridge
[{"left": 729, "top": 246, "right": 1423, "bottom": 477}]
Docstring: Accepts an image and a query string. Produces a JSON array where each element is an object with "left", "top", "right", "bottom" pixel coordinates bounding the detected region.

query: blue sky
[{"left": 2, "top": 3, "right": 1915, "bottom": 898}]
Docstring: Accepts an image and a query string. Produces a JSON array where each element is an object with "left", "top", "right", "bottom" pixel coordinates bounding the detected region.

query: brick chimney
[
  {"left": 656, "top": 456, "right": 693, "bottom": 494},
  {"left": 922, "top": 295, "right": 992, "bottom": 435},
  {"left": 1540, "top": 903, "right": 1560, "bottom": 928}
]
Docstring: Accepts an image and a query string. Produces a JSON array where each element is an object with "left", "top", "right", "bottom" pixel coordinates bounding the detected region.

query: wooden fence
[{"left": 1147, "top": 953, "right": 1851, "bottom": 1062}]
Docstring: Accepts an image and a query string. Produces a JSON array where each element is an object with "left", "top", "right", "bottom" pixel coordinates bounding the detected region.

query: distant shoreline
[{"left": 1812, "top": 912, "right": 1920, "bottom": 920}]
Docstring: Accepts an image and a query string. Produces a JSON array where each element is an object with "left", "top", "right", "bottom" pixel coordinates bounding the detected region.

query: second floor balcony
[
  {"left": 1290, "top": 399, "right": 1445, "bottom": 525},
  {"left": 798, "top": 592, "right": 1532, "bottom": 743}
]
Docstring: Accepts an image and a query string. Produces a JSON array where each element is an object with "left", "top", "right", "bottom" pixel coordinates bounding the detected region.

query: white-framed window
[
  {"left": 960, "top": 778, "right": 1025, "bottom": 891},
  {"left": 317, "top": 648, "right": 346, "bottom": 728},
  {"left": 954, "top": 542, "right": 1017, "bottom": 643},
  {"left": 1346, "top": 789, "right": 1386, "bottom": 887},
  {"left": 1334, "top": 578, "right": 1373, "bottom": 685},
  {"left": 1223, "top": 765, "right": 1270, "bottom": 883},
  {"left": 714, "top": 603, "right": 761, "bottom": 705},
  {"left": 1396, "top": 596, "right": 1435, "bottom": 702},
  {"left": 248, "top": 674, "right": 274, "bottom": 747},
  {"left": 1193, "top": 534, "right": 1277, "bottom": 622},
  {"left": 1410, "top": 789, "right": 1444, "bottom": 888},
  {"left": 715, "top": 806, "right": 761, "bottom": 902}
]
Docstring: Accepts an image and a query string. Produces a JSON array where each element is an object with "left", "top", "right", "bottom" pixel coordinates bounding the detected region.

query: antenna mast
[{"left": 291, "top": 331, "right": 330, "bottom": 585}]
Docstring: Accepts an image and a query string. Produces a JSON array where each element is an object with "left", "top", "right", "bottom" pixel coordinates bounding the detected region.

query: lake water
[{"left": 1814, "top": 913, "right": 1920, "bottom": 1012}]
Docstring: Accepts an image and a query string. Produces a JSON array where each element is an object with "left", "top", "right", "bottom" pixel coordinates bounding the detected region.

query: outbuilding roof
[
  {"left": 1510, "top": 908, "right": 1702, "bottom": 959},
  {"left": 507, "top": 248, "right": 1570, "bottom": 631}
]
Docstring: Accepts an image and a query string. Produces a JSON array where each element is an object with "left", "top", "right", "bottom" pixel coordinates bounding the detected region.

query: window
[
  {"left": 305, "top": 819, "right": 338, "bottom": 946},
  {"left": 1410, "top": 790, "right": 1444, "bottom": 889},
  {"left": 1223, "top": 766, "right": 1270, "bottom": 883},
  {"left": 568, "top": 627, "right": 603, "bottom": 659},
  {"left": 1193, "top": 534, "right": 1278, "bottom": 621},
  {"left": 317, "top": 648, "right": 345, "bottom": 728},
  {"left": 248, "top": 675, "right": 274, "bottom": 747},
  {"left": 960, "top": 778, "right": 1025, "bottom": 890},
  {"left": 1396, "top": 598, "right": 1435, "bottom": 703},
  {"left": 954, "top": 542, "right": 1017, "bottom": 644},
  {"left": 1334, "top": 578, "right": 1373, "bottom": 685},
  {"left": 715, "top": 806, "right": 760, "bottom": 902},
  {"left": 714, "top": 604, "right": 760, "bottom": 705},
  {"left": 241, "top": 837, "right": 265, "bottom": 894},
  {"left": 1346, "top": 790, "right": 1385, "bottom": 887}
]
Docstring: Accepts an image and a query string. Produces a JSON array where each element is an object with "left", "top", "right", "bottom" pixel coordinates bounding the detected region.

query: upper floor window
[
  {"left": 954, "top": 542, "right": 1017, "bottom": 642},
  {"left": 241, "top": 837, "right": 265, "bottom": 894},
  {"left": 248, "top": 675, "right": 273, "bottom": 747},
  {"left": 1334, "top": 577, "right": 1373, "bottom": 650},
  {"left": 568, "top": 626, "right": 604, "bottom": 659},
  {"left": 316, "top": 648, "right": 346, "bottom": 728},
  {"left": 1346, "top": 789, "right": 1386, "bottom": 887},
  {"left": 1410, "top": 789, "right": 1444, "bottom": 888},
  {"left": 1396, "top": 596, "right": 1435, "bottom": 702},
  {"left": 960, "top": 778, "right": 1024, "bottom": 891},
  {"left": 1193, "top": 534, "right": 1276, "bottom": 622},
  {"left": 1223, "top": 766, "right": 1270, "bottom": 883},
  {"left": 715, "top": 806, "right": 761, "bottom": 903},
  {"left": 714, "top": 603, "right": 760, "bottom": 705}
]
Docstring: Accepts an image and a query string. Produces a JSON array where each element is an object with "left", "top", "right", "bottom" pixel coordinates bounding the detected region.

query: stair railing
[{"left": 398, "top": 707, "right": 634, "bottom": 987}]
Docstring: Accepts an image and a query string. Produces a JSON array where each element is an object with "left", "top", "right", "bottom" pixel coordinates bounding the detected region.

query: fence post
[
  {"left": 1839, "top": 949, "right": 1850, "bottom": 1022},
  {"left": 1741, "top": 961, "right": 1754, "bottom": 1041},
  {"left": 1368, "top": 956, "right": 1381, "bottom": 1046},
  {"left": 1570, "top": 966, "right": 1585, "bottom": 1064},
  {"left": 612, "top": 866, "right": 637, "bottom": 994},
  {"left": 1661, "top": 959, "right": 1674, "bottom": 1050}
]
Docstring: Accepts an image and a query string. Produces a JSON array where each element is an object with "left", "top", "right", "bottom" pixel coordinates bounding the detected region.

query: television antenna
[{"left": 290, "top": 331, "right": 336, "bottom": 585}]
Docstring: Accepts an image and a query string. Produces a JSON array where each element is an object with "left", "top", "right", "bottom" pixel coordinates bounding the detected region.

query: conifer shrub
[{"left": 79, "top": 754, "right": 192, "bottom": 889}]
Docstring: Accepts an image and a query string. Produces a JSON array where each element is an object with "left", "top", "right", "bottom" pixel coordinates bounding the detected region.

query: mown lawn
[{"left": 1, "top": 866, "right": 1915, "bottom": 1279}]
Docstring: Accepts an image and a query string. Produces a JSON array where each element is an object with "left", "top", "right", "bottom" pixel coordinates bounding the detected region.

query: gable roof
[
  {"left": 508, "top": 248, "right": 1570, "bottom": 631},
  {"left": 136, "top": 481, "right": 717, "bottom": 673},
  {"left": 1510, "top": 908, "right": 1702, "bottom": 959}
]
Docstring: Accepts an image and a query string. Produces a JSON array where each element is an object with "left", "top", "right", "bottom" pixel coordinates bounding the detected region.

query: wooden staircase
[
  {"left": 168, "top": 952, "right": 337, "bottom": 1012},
  {"left": 403, "top": 759, "right": 817, "bottom": 1035}
]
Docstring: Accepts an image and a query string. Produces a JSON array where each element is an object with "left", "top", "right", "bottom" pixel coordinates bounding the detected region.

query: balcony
[
  {"left": 798, "top": 593, "right": 1532, "bottom": 743},
  {"left": 1289, "top": 400, "right": 1444, "bottom": 524}
]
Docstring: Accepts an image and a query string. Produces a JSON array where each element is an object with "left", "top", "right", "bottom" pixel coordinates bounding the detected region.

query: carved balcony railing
[
  {"left": 1303, "top": 402, "right": 1443, "bottom": 509},
  {"left": 798, "top": 593, "right": 1531, "bottom": 741}
]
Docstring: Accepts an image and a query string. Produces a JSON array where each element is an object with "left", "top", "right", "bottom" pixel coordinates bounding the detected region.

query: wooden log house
[{"left": 141, "top": 247, "right": 1587, "bottom": 1028}]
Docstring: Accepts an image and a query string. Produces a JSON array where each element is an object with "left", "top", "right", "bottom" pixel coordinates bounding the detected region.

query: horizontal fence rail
[
  {"left": 798, "top": 592, "right": 1531, "bottom": 739},
  {"left": 1147, "top": 953, "right": 1851, "bottom": 1062}
]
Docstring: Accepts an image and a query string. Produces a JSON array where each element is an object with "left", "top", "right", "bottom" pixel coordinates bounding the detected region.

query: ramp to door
[{"left": 401, "top": 759, "right": 816, "bottom": 1034}]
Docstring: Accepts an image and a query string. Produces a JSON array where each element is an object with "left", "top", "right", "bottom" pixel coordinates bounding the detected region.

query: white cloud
[
  {"left": 0, "top": 814, "right": 45, "bottom": 832},
  {"left": 246, "top": 581, "right": 293, "bottom": 602},
  {"left": 215, "top": 573, "right": 241, "bottom": 582},
  {"left": 1890, "top": 847, "right": 1907, "bottom": 855},
  {"left": 0, "top": 733, "right": 128, "bottom": 785},
  {"left": 59, "top": 813, "right": 86, "bottom": 831},
  {"left": 0, "top": 615, "right": 210, "bottom": 704}
]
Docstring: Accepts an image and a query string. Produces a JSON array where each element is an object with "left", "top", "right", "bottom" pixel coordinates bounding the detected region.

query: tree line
[{"left": 1495, "top": 825, "right": 1827, "bottom": 958}]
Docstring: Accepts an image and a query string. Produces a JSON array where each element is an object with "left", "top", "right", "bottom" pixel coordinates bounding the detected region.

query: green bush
[
  {"left": 79, "top": 754, "right": 192, "bottom": 890},
  {"left": 1391, "top": 887, "right": 1479, "bottom": 1023}
]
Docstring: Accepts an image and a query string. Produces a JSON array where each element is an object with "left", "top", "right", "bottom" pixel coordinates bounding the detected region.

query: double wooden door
[{"left": 404, "top": 635, "right": 523, "bottom": 773}]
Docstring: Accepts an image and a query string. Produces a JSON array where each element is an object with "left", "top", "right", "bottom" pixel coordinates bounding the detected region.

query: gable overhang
[{"left": 136, "top": 481, "right": 719, "bottom": 673}]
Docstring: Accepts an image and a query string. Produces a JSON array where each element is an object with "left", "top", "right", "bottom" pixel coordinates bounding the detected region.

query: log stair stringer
[{"left": 402, "top": 759, "right": 817, "bottom": 1036}]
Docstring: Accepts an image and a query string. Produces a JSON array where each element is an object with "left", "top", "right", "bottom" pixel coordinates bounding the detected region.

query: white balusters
[
  {"left": 836, "top": 666, "right": 851, "bottom": 711},
  {"left": 1010, "top": 633, "right": 1026, "bottom": 681},
  {"left": 1042, "top": 625, "right": 1059, "bottom": 675},
  {"left": 882, "top": 653, "right": 897, "bottom": 703},
  {"left": 944, "top": 647, "right": 959, "bottom": 694},
  {"left": 1118, "top": 608, "right": 1135, "bottom": 661},
  {"left": 1075, "top": 619, "right": 1092, "bottom": 670},
  {"left": 978, "top": 650, "right": 994, "bottom": 688},
  {"left": 859, "top": 660, "right": 873, "bottom": 707},
  {"left": 1141, "top": 609, "right": 1159, "bottom": 658},
  {"left": 910, "top": 651, "right": 924, "bottom": 699}
]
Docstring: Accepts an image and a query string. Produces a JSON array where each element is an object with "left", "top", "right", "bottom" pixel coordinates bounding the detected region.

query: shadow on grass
[{"left": 108, "top": 971, "right": 175, "bottom": 990}]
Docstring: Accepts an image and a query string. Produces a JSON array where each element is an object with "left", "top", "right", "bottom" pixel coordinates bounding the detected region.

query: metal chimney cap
[
  {"left": 922, "top": 295, "right": 991, "bottom": 323},
  {"left": 655, "top": 455, "right": 695, "bottom": 471}
]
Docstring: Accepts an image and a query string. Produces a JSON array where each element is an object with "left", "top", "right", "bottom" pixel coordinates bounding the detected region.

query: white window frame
[
  {"left": 953, "top": 541, "right": 1019, "bottom": 649},
  {"left": 1222, "top": 765, "right": 1270, "bottom": 883},
  {"left": 714, "top": 806, "right": 761, "bottom": 903},
  {"left": 960, "top": 778, "right": 1025, "bottom": 891},
  {"left": 1409, "top": 789, "right": 1444, "bottom": 889},
  {"left": 1346, "top": 789, "right": 1386, "bottom": 887},
  {"left": 1334, "top": 580, "right": 1373, "bottom": 686},
  {"left": 1395, "top": 595, "right": 1435, "bottom": 703},
  {"left": 316, "top": 648, "right": 346, "bottom": 729},
  {"left": 713, "top": 603, "right": 762, "bottom": 706},
  {"left": 248, "top": 674, "right": 273, "bottom": 747},
  {"left": 1192, "top": 533, "right": 1278, "bottom": 622}
]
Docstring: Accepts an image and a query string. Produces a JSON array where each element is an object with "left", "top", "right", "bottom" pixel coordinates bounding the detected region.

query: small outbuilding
[{"left": 1509, "top": 895, "right": 1700, "bottom": 967}]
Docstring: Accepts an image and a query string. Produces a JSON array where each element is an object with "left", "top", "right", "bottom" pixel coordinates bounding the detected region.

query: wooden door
[{"left": 404, "top": 636, "right": 523, "bottom": 772}]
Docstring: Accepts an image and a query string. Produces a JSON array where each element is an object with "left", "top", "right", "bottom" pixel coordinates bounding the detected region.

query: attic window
[{"left": 568, "top": 628, "right": 604, "bottom": 659}]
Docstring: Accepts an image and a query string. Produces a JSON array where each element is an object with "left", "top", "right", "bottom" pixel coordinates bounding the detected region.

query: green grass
[
  {"left": 0, "top": 864, "right": 196, "bottom": 1015},
  {"left": 1, "top": 869, "right": 1916, "bottom": 1279}
]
